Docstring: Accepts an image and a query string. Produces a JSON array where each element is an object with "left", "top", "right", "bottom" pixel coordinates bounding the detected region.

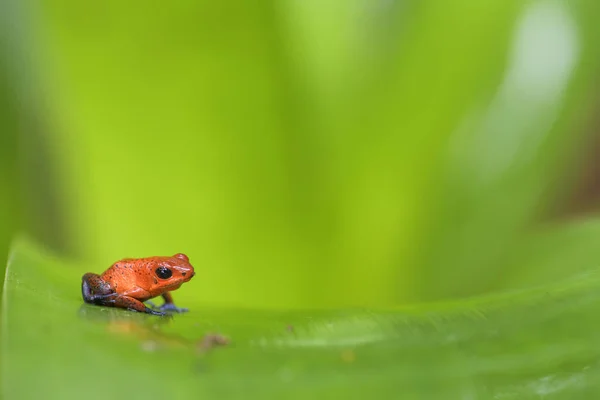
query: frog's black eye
[{"left": 155, "top": 266, "right": 172, "bottom": 279}]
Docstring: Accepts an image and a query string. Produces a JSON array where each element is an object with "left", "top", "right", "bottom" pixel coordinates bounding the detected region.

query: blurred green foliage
[
  {"left": 4, "top": 1, "right": 600, "bottom": 398},
  {"left": 5, "top": 0, "right": 600, "bottom": 310},
  {"left": 0, "top": 57, "right": 18, "bottom": 288}
]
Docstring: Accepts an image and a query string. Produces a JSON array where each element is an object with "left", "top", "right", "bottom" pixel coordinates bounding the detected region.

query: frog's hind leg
[
  {"left": 81, "top": 273, "right": 114, "bottom": 305},
  {"left": 113, "top": 296, "right": 165, "bottom": 316}
]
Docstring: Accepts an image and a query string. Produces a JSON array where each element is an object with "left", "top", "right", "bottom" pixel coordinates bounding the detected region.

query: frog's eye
[{"left": 155, "top": 266, "right": 172, "bottom": 279}]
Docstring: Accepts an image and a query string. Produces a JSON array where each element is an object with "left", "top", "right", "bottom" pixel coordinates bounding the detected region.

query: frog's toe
[
  {"left": 160, "top": 303, "right": 189, "bottom": 313},
  {"left": 144, "top": 307, "right": 166, "bottom": 316}
]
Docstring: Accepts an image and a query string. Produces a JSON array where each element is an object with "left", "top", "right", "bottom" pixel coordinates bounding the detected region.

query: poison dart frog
[{"left": 81, "top": 253, "right": 195, "bottom": 316}]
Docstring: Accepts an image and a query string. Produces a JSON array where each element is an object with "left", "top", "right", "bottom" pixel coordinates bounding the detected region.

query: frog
[{"left": 81, "top": 253, "right": 195, "bottom": 316}]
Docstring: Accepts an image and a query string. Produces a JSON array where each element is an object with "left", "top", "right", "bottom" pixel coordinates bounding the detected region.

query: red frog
[{"left": 81, "top": 253, "right": 195, "bottom": 316}]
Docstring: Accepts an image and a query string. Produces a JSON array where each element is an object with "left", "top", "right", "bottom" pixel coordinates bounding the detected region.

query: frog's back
[{"left": 100, "top": 260, "right": 144, "bottom": 292}]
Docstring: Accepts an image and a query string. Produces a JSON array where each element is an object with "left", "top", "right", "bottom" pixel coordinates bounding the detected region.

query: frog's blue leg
[
  {"left": 160, "top": 292, "right": 189, "bottom": 313},
  {"left": 113, "top": 296, "right": 166, "bottom": 316}
]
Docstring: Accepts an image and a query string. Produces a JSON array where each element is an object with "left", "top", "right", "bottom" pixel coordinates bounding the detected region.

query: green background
[
  {"left": 6, "top": 0, "right": 600, "bottom": 307},
  {"left": 3, "top": 0, "right": 600, "bottom": 398}
]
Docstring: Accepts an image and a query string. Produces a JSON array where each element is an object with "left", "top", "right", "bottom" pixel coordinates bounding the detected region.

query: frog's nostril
[{"left": 182, "top": 272, "right": 187, "bottom": 277}]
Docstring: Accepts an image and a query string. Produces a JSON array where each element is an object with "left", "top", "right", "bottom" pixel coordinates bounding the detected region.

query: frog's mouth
[
  {"left": 166, "top": 282, "right": 184, "bottom": 291},
  {"left": 165, "top": 274, "right": 193, "bottom": 290}
]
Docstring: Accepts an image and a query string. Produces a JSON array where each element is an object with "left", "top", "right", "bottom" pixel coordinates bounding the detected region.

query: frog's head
[{"left": 149, "top": 253, "right": 195, "bottom": 292}]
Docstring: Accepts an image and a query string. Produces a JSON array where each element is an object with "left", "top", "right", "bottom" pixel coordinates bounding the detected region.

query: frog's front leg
[
  {"left": 161, "top": 291, "right": 189, "bottom": 313},
  {"left": 148, "top": 292, "right": 189, "bottom": 313},
  {"left": 82, "top": 273, "right": 115, "bottom": 305}
]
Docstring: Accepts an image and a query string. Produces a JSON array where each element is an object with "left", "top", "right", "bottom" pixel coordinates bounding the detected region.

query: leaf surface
[{"left": 4, "top": 236, "right": 600, "bottom": 399}]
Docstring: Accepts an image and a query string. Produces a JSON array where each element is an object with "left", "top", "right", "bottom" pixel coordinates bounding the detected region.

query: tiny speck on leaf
[
  {"left": 141, "top": 341, "right": 159, "bottom": 352},
  {"left": 197, "top": 333, "right": 230, "bottom": 354},
  {"left": 340, "top": 349, "right": 355, "bottom": 363}
]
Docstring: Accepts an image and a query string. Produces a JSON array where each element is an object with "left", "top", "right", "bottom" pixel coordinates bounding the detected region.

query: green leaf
[
  {"left": 4, "top": 235, "right": 600, "bottom": 399},
  {"left": 0, "top": 49, "right": 19, "bottom": 293}
]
